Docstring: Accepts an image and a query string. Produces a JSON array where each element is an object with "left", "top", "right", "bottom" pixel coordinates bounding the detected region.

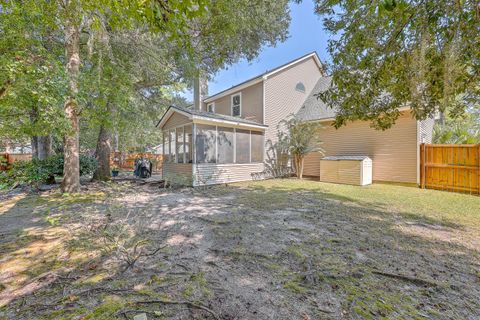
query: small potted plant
[{"left": 111, "top": 165, "right": 120, "bottom": 177}]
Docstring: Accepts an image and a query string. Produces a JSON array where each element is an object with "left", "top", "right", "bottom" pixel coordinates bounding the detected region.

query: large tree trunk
[
  {"left": 36, "top": 136, "right": 53, "bottom": 160},
  {"left": 31, "top": 136, "right": 39, "bottom": 158},
  {"left": 92, "top": 125, "right": 112, "bottom": 181},
  {"left": 61, "top": 22, "right": 81, "bottom": 193}
]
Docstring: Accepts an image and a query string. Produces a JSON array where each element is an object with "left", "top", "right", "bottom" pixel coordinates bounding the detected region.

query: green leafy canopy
[{"left": 314, "top": 0, "right": 480, "bottom": 129}]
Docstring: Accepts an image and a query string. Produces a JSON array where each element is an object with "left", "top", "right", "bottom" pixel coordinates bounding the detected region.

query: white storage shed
[{"left": 320, "top": 156, "right": 372, "bottom": 186}]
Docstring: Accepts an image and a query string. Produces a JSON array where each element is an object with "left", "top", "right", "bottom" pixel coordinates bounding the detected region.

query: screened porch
[{"left": 162, "top": 123, "right": 265, "bottom": 166}]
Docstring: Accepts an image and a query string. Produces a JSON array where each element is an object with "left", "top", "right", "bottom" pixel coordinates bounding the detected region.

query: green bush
[
  {"left": 0, "top": 155, "right": 8, "bottom": 168},
  {"left": 41, "top": 154, "right": 98, "bottom": 177},
  {"left": 0, "top": 154, "right": 98, "bottom": 188},
  {"left": 0, "top": 159, "right": 50, "bottom": 187}
]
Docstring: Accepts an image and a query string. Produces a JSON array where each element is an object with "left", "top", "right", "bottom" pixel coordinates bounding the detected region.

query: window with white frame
[
  {"left": 207, "top": 102, "right": 215, "bottom": 113},
  {"left": 231, "top": 93, "right": 241, "bottom": 117}
]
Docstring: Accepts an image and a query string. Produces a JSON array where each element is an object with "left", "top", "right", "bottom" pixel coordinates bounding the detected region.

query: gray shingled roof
[
  {"left": 161, "top": 105, "right": 267, "bottom": 127},
  {"left": 296, "top": 76, "right": 336, "bottom": 121}
]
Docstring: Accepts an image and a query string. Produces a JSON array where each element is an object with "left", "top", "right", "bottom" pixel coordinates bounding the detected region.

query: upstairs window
[
  {"left": 231, "top": 93, "right": 241, "bottom": 117},
  {"left": 295, "top": 82, "right": 306, "bottom": 93},
  {"left": 207, "top": 102, "right": 215, "bottom": 113}
]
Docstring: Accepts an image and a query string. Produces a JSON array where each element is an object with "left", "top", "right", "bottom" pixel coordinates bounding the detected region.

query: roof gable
[{"left": 204, "top": 52, "right": 324, "bottom": 103}]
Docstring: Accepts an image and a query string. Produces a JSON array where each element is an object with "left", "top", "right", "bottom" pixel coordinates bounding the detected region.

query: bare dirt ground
[{"left": 0, "top": 180, "right": 479, "bottom": 319}]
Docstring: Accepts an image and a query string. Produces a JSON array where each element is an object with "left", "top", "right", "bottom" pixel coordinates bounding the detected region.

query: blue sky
[{"left": 181, "top": 0, "right": 329, "bottom": 100}]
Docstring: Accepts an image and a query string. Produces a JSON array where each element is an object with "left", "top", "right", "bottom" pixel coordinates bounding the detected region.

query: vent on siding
[{"left": 295, "top": 82, "right": 306, "bottom": 93}]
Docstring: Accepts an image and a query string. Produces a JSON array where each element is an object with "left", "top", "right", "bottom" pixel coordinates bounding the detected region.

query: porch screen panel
[
  {"left": 251, "top": 131, "right": 264, "bottom": 163},
  {"left": 217, "top": 127, "right": 234, "bottom": 164},
  {"left": 163, "top": 131, "right": 170, "bottom": 161},
  {"left": 176, "top": 127, "right": 184, "bottom": 163},
  {"left": 196, "top": 124, "right": 216, "bottom": 163},
  {"left": 235, "top": 129, "right": 250, "bottom": 163},
  {"left": 169, "top": 130, "right": 176, "bottom": 163},
  {"left": 184, "top": 125, "right": 193, "bottom": 163}
]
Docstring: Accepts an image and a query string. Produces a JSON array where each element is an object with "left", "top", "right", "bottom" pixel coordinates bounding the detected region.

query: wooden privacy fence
[
  {"left": 0, "top": 153, "right": 32, "bottom": 171},
  {"left": 110, "top": 152, "right": 163, "bottom": 172},
  {"left": 420, "top": 144, "right": 479, "bottom": 195}
]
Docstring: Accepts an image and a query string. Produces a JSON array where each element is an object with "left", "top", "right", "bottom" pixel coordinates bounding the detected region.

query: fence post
[
  {"left": 478, "top": 144, "right": 480, "bottom": 195},
  {"left": 420, "top": 143, "right": 425, "bottom": 189}
]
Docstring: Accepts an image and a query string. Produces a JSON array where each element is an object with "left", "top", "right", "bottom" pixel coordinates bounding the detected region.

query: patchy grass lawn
[
  {"left": 0, "top": 179, "right": 479, "bottom": 320},
  {"left": 237, "top": 179, "right": 480, "bottom": 231}
]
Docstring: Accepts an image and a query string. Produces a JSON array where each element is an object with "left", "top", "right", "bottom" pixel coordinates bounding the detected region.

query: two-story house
[{"left": 157, "top": 52, "right": 433, "bottom": 186}]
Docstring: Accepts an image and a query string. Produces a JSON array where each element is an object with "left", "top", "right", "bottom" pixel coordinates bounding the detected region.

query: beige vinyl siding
[
  {"left": 303, "top": 111, "right": 419, "bottom": 184},
  {"left": 193, "top": 163, "right": 264, "bottom": 186},
  {"left": 264, "top": 57, "right": 323, "bottom": 146},
  {"left": 163, "top": 113, "right": 191, "bottom": 130},
  {"left": 207, "top": 82, "right": 263, "bottom": 123},
  {"left": 163, "top": 163, "right": 193, "bottom": 183},
  {"left": 303, "top": 152, "right": 322, "bottom": 177}
]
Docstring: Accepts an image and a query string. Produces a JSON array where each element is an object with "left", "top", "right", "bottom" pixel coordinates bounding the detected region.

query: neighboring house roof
[
  {"left": 156, "top": 105, "right": 268, "bottom": 130},
  {"left": 296, "top": 76, "right": 336, "bottom": 121},
  {"left": 204, "top": 52, "right": 325, "bottom": 103}
]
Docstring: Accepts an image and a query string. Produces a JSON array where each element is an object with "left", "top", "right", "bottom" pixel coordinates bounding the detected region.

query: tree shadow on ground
[{"left": 0, "top": 181, "right": 478, "bottom": 319}]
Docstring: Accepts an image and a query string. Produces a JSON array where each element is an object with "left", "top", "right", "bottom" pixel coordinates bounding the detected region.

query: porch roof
[{"left": 156, "top": 105, "right": 268, "bottom": 130}]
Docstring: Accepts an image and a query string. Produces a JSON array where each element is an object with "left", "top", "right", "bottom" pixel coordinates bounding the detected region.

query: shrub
[
  {"left": 0, "top": 155, "right": 8, "bottom": 168},
  {"left": 0, "top": 159, "right": 50, "bottom": 187},
  {"left": 0, "top": 154, "right": 98, "bottom": 188},
  {"left": 79, "top": 154, "right": 99, "bottom": 176},
  {"left": 41, "top": 154, "right": 98, "bottom": 177}
]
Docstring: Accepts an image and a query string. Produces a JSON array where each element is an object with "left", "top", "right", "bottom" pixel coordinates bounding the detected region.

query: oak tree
[{"left": 314, "top": 0, "right": 480, "bottom": 129}]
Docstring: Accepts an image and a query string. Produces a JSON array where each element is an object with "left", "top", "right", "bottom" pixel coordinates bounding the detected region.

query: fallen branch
[
  {"left": 372, "top": 270, "right": 438, "bottom": 287},
  {"left": 121, "top": 245, "right": 167, "bottom": 272},
  {"left": 134, "top": 299, "right": 220, "bottom": 320},
  {"left": 29, "top": 287, "right": 135, "bottom": 310}
]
